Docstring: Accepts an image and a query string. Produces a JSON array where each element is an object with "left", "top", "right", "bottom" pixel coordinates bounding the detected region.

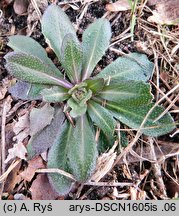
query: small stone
[{"left": 13, "top": 0, "right": 29, "bottom": 15}]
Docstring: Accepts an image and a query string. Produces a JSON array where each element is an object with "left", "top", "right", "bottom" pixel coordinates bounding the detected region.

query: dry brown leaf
[
  {"left": 90, "top": 142, "right": 118, "bottom": 182},
  {"left": 13, "top": 111, "right": 29, "bottom": 135},
  {"left": 148, "top": 0, "right": 179, "bottom": 25},
  {"left": 130, "top": 187, "right": 137, "bottom": 200},
  {"left": 13, "top": 0, "right": 29, "bottom": 15},
  {"left": 147, "top": 0, "right": 162, "bottom": 6},
  {"left": 106, "top": 0, "right": 131, "bottom": 12},
  {"left": 5, "top": 143, "right": 27, "bottom": 163},
  {"left": 5, "top": 109, "right": 30, "bottom": 163},
  {"left": 30, "top": 174, "right": 59, "bottom": 200},
  {"left": 0, "top": 87, "right": 7, "bottom": 100},
  {"left": 20, "top": 156, "right": 45, "bottom": 182},
  {"left": 0, "top": 79, "right": 11, "bottom": 115},
  {"left": 5, "top": 122, "right": 16, "bottom": 151},
  {"left": 4, "top": 161, "right": 22, "bottom": 194}
]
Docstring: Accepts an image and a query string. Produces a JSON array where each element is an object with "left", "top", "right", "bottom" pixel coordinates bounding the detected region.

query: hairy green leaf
[
  {"left": 27, "top": 107, "right": 65, "bottom": 159},
  {"left": 88, "top": 100, "right": 116, "bottom": 137},
  {"left": 41, "top": 86, "right": 70, "bottom": 102},
  {"left": 85, "top": 78, "right": 105, "bottom": 94},
  {"left": 99, "top": 99, "right": 175, "bottom": 137},
  {"left": 8, "top": 35, "right": 63, "bottom": 78},
  {"left": 48, "top": 121, "right": 74, "bottom": 195},
  {"left": 97, "top": 130, "right": 115, "bottom": 153},
  {"left": 82, "top": 18, "right": 111, "bottom": 80},
  {"left": 30, "top": 104, "right": 55, "bottom": 136},
  {"left": 42, "top": 4, "right": 77, "bottom": 61},
  {"left": 9, "top": 81, "right": 47, "bottom": 100},
  {"left": 68, "top": 115, "right": 98, "bottom": 181},
  {"left": 96, "top": 53, "right": 154, "bottom": 83},
  {"left": 5, "top": 52, "right": 73, "bottom": 88},
  {"left": 67, "top": 98, "right": 87, "bottom": 118},
  {"left": 28, "top": 83, "right": 49, "bottom": 98},
  {"left": 61, "top": 34, "right": 82, "bottom": 83},
  {"left": 99, "top": 81, "right": 153, "bottom": 106}
]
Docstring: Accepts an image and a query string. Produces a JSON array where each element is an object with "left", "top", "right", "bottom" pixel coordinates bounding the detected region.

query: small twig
[
  {"left": 58, "top": 0, "right": 99, "bottom": 5},
  {"left": 150, "top": 80, "right": 178, "bottom": 109},
  {"left": 162, "top": 165, "right": 179, "bottom": 188},
  {"left": 84, "top": 181, "right": 134, "bottom": 187},
  {"left": 170, "top": 129, "right": 179, "bottom": 138},
  {"left": 154, "top": 95, "right": 179, "bottom": 122},
  {"left": 129, "top": 148, "right": 156, "bottom": 163},
  {"left": 0, "top": 159, "right": 21, "bottom": 183},
  {"left": 115, "top": 123, "right": 177, "bottom": 132},
  {"left": 110, "top": 33, "right": 133, "bottom": 47},
  {"left": 111, "top": 26, "right": 131, "bottom": 42},
  {"left": 158, "top": 25, "right": 173, "bottom": 62},
  {"left": 0, "top": 10, "right": 3, "bottom": 18},
  {"left": 149, "top": 138, "right": 167, "bottom": 197},
  {"left": 109, "top": 47, "right": 126, "bottom": 56},
  {"left": 79, "top": 187, "right": 95, "bottom": 200},
  {"left": 36, "top": 168, "right": 76, "bottom": 181},
  {"left": 152, "top": 48, "right": 160, "bottom": 101},
  {"left": 6, "top": 101, "right": 27, "bottom": 123},
  {"left": 116, "top": 122, "right": 122, "bottom": 152},
  {"left": 1, "top": 98, "right": 9, "bottom": 176},
  {"left": 155, "top": 50, "right": 179, "bottom": 75},
  {"left": 31, "top": 0, "right": 42, "bottom": 20}
]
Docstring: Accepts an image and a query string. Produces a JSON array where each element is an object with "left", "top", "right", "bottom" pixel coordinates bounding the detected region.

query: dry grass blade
[
  {"left": 154, "top": 95, "right": 179, "bottom": 122},
  {"left": 31, "top": 0, "right": 42, "bottom": 20},
  {"left": 84, "top": 181, "right": 134, "bottom": 187},
  {"left": 36, "top": 168, "right": 76, "bottom": 181},
  {"left": 149, "top": 138, "right": 167, "bottom": 197}
]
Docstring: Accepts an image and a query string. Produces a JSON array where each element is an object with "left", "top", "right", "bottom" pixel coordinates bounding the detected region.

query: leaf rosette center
[{"left": 67, "top": 82, "right": 92, "bottom": 118}]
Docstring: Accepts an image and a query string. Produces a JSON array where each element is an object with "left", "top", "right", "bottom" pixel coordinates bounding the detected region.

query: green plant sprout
[
  {"left": 128, "top": 0, "right": 139, "bottom": 41},
  {"left": 4, "top": 4, "right": 175, "bottom": 194}
]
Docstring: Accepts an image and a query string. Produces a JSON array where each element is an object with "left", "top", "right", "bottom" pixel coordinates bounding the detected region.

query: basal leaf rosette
[{"left": 4, "top": 4, "right": 176, "bottom": 195}]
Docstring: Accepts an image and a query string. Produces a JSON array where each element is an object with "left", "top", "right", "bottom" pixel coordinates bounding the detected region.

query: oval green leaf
[
  {"left": 5, "top": 52, "right": 73, "bottom": 88},
  {"left": 88, "top": 100, "right": 116, "bottom": 137},
  {"left": 61, "top": 34, "right": 82, "bottom": 83},
  {"left": 27, "top": 107, "right": 65, "bottom": 159},
  {"left": 96, "top": 53, "right": 154, "bottom": 83},
  {"left": 100, "top": 99, "right": 175, "bottom": 137},
  {"left": 7, "top": 35, "right": 63, "bottom": 78},
  {"left": 30, "top": 104, "right": 55, "bottom": 137},
  {"left": 99, "top": 81, "right": 153, "bottom": 106},
  {"left": 47, "top": 120, "right": 74, "bottom": 195},
  {"left": 85, "top": 78, "right": 105, "bottom": 94},
  {"left": 9, "top": 81, "right": 49, "bottom": 100},
  {"left": 41, "top": 86, "right": 70, "bottom": 102},
  {"left": 68, "top": 115, "right": 98, "bottom": 181},
  {"left": 82, "top": 18, "right": 111, "bottom": 80},
  {"left": 41, "top": 4, "right": 77, "bottom": 61}
]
